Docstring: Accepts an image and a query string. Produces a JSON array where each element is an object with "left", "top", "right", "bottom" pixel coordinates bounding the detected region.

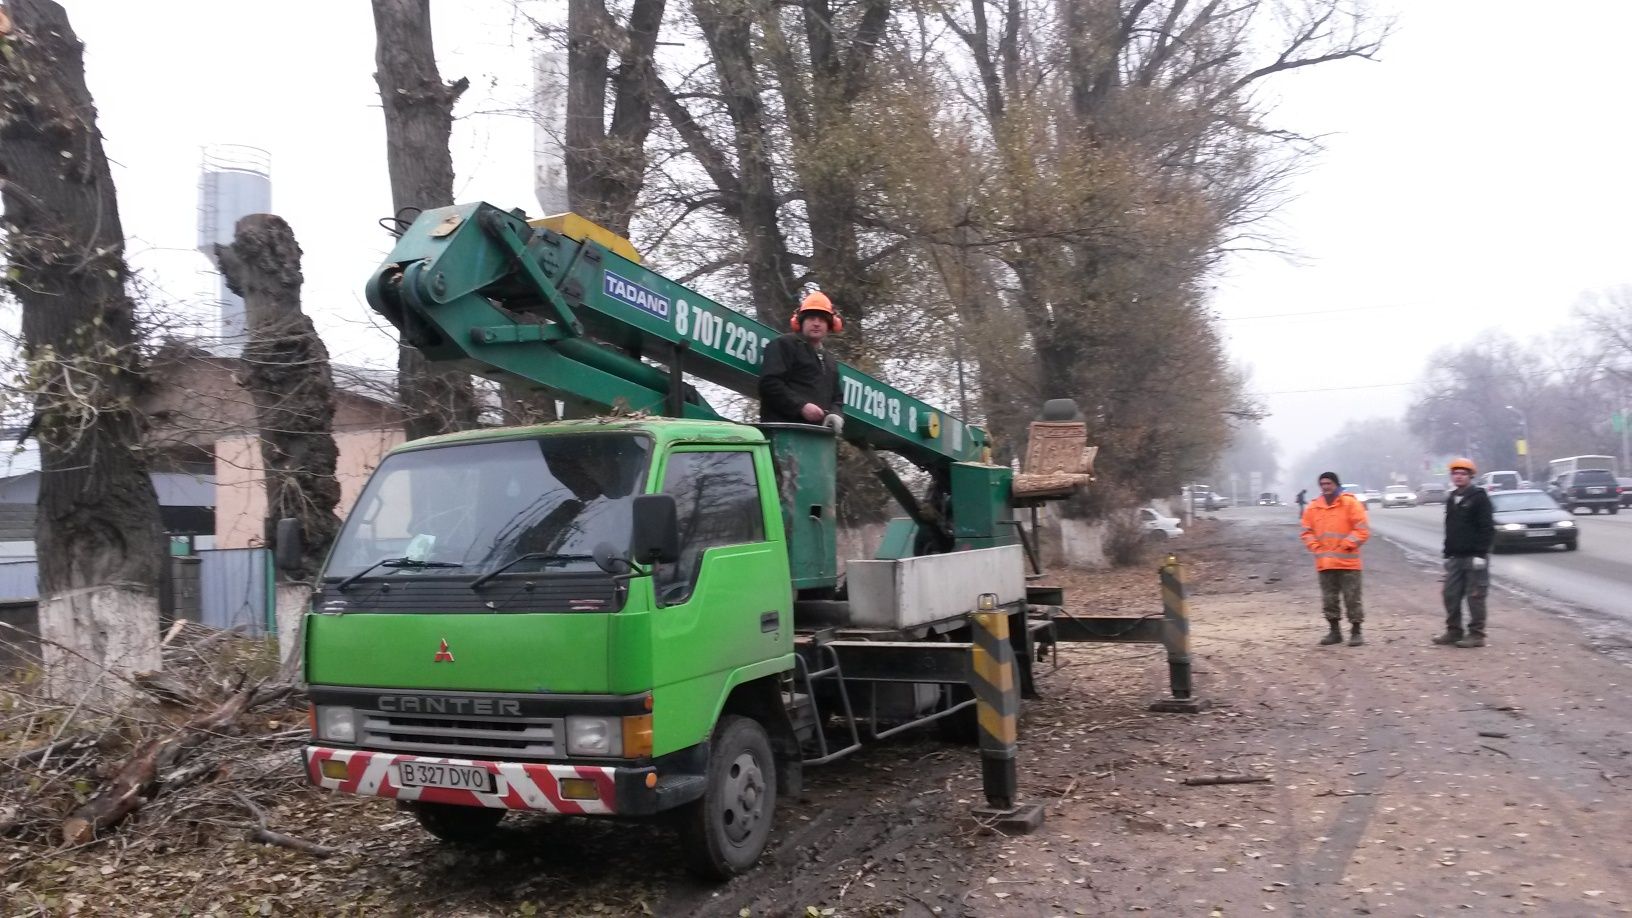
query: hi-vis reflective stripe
[
  {"left": 1319, "top": 531, "right": 1352, "bottom": 540},
  {"left": 1316, "top": 551, "right": 1360, "bottom": 559},
  {"left": 970, "top": 612, "right": 1018, "bottom": 748}
]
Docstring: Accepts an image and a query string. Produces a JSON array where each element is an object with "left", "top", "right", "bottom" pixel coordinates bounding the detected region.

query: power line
[{"left": 1259, "top": 360, "right": 1622, "bottom": 397}]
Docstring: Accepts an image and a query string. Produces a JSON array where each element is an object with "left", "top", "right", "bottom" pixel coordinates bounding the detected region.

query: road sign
[{"left": 1516, "top": 438, "right": 1528, "bottom": 456}]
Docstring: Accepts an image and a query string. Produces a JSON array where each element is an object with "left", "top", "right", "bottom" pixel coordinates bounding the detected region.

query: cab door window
[{"left": 655, "top": 451, "right": 764, "bottom": 604}]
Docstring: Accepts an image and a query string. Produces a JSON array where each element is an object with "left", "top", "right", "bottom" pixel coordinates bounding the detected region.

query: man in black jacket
[
  {"left": 759, "top": 291, "right": 844, "bottom": 428},
  {"left": 1436, "top": 457, "right": 1496, "bottom": 647}
]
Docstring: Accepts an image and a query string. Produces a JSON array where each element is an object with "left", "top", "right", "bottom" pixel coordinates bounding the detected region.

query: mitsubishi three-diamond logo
[{"left": 433, "top": 638, "right": 455, "bottom": 663}]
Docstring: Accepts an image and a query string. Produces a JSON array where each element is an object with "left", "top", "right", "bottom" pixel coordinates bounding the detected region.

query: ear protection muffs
[{"left": 789, "top": 310, "right": 843, "bottom": 333}]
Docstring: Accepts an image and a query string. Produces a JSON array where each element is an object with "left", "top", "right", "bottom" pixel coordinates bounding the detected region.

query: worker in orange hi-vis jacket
[{"left": 1299, "top": 471, "right": 1371, "bottom": 647}]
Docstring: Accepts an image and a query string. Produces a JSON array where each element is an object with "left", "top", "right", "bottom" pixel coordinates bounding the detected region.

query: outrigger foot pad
[
  {"left": 972, "top": 801, "right": 1046, "bottom": 834},
  {"left": 1149, "top": 696, "right": 1206, "bottom": 714}
]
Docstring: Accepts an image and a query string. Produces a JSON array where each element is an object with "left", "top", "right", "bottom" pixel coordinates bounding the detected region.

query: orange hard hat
[
  {"left": 790, "top": 290, "right": 843, "bottom": 333},
  {"left": 1448, "top": 457, "right": 1477, "bottom": 474}
]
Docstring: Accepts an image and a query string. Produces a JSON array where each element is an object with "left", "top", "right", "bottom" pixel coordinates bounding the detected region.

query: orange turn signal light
[
  {"left": 622, "top": 714, "right": 654, "bottom": 759},
  {"left": 319, "top": 759, "right": 349, "bottom": 780}
]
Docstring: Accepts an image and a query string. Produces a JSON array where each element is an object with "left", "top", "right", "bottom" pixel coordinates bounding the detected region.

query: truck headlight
[
  {"left": 315, "top": 706, "right": 357, "bottom": 743},
  {"left": 1500, "top": 523, "right": 1525, "bottom": 531},
  {"left": 1556, "top": 520, "right": 1575, "bottom": 528},
  {"left": 566, "top": 716, "right": 621, "bottom": 756}
]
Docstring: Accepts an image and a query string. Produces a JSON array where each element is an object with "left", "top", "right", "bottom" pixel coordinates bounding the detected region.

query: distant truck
[{"left": 1548, "top": 455, "right": 1617, "bottom": 479}]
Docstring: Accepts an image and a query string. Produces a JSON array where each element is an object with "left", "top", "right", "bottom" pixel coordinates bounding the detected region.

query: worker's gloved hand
[
  {"left": 1471, "top": 556, "right": 1488, "bottom": 571},
  {"left": 822, "top": 413, "right": 845, "bottom": 436}
]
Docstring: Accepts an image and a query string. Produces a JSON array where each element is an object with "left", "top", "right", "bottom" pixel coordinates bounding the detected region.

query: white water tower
[
  {"left": 196, "top": 145, "right": 272, "bottom": 351},
  {"left": 533, "top": 51, "right": 568, "bottom": 215}
]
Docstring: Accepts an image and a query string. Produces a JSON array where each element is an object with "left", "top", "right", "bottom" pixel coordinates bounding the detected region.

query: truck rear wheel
[
  {"left": 411, "top": 801, "right": 505, "bottom": 843},
  {"left": 679, "top": 715, "right": 777, "bottom": 879}
]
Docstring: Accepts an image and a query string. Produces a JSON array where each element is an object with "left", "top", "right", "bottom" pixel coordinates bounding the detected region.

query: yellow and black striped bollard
[
  {"left": 1149, "top": 554, "right": 1205, "bottom": 713},
  {"left": 969, "top": 594, "right": 1044, "bottom": 831}
]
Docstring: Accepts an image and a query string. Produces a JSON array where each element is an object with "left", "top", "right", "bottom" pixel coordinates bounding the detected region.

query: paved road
[{"left": 1242, "top": 501, "right": 1632, "bottom": 624}]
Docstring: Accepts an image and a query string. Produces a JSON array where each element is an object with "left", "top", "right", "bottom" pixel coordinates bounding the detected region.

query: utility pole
[{"left": 1506, "top": 405, "right": 1533, "bottom": 483}]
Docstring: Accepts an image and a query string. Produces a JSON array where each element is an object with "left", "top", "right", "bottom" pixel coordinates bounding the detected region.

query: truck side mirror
[
  {"left": 274, "top": 517, "right": 305, "bottom": 573},
  {"left": 630, "top": 494, "right": 680, "bottom": 565}
]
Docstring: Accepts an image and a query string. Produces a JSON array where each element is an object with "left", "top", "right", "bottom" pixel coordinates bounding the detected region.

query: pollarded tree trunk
[
  {"left": 0, "top": 0, "right": 168, "bottom": 701},
  {"left": 216, "top": 215, "right": 342, "bottom": 675},
  {"left": 371, "top": 0, "right": 479, "bottom": 441}
]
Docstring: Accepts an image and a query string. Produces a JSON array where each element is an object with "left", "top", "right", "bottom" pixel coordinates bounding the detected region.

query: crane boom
[{"left": 365, "top": 202, "right": 987, "bottom": 469}]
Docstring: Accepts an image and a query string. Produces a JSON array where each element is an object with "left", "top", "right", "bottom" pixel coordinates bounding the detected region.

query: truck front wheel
[
  {"left": 678, "top": 715, "right": 777, "bottom": 879},
  {"left": 411, "top": 801, "right": 505, "bottom": 843}
]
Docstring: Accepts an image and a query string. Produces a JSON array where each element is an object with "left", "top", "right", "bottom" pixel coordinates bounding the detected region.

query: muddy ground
[{"left": 6, "top": 511, "right": 1632, "bottom": 916}]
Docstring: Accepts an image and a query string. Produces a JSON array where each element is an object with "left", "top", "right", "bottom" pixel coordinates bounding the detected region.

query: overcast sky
[{"left": 52, "top": 1, "right": 1632, "bottom": 491}]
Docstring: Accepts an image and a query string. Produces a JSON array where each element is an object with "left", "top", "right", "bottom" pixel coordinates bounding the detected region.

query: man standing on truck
[
  {"left": 1300, "top": 472, "right": 1370, "bottom": 647},
  {"left": 759, "top": 291, "right": 844, "bottom": 429},
  {"left": 1436, "top": 458, "right": 1495, "bottom": 648}
]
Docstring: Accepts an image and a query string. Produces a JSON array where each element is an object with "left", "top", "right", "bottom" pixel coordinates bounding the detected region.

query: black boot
[
  {"left": 1431, "top": 631, "right": 1463, "bottom": 646},
  {"left": 1319, "top": 622, "right": 1343, "bottom": 646},
  {"left": 1348, "top": 624, "right": 1364, "bottom": 646}
]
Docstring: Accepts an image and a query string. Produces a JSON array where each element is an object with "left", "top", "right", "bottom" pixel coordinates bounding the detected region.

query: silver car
[{"left": 1381, "top": 485, "right": 1417, "bottom": 508}]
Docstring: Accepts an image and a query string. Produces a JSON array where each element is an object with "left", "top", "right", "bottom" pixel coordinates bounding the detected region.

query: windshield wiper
[
  {"left": 335, "top": 557, "right": 464, "bottom": 592},
  {"left": 470, "top": 553, "right": 595, "bottom": 591}
]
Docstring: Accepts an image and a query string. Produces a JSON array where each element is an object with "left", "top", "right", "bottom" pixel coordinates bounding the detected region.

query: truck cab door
[{"left": 648, "top": 447, "right": 791, "bottom": 742}]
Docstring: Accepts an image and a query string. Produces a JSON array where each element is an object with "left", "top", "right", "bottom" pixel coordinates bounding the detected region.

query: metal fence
[{"left": 0, "top": 550, "right": 271, "bottom": 636}]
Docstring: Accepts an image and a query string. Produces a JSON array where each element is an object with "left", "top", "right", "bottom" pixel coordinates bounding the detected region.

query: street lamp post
[{"left": 1506, "top": 405, "right": 1533, "bottom": 484}]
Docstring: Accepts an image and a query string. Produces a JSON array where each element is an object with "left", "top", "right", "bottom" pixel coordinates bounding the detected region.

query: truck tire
[
  {"left": 411, "top": 801, "right": 505, "bottom": 843},
  {"left": 679, "top": 715, "right": 777, "bottom": 880}
]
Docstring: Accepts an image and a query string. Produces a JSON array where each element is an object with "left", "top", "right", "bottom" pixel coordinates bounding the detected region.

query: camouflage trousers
[
  {"left": 1317, "top": 569, "right": 1364, "bottom": 624},
  {"left": 1442, "top": 556, "right": 1489, "bottom": 637}
]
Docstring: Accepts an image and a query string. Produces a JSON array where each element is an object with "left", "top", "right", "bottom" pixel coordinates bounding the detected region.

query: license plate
[
  {"left": 398, "top": 761, "right": 495, "bottom": 792},
  {"left": 1526, "top": 529, "right": 1555, "bottom": 537},
  {"left": 1588, "top": 487, "right": 1605, "bottom": 494}
]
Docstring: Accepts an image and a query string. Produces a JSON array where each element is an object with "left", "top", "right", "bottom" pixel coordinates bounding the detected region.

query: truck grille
[{"left": 359, "top": 710, "right": 562, "bottom": 759}]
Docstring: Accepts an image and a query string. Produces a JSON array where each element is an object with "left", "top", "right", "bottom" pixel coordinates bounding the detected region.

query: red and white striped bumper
[{"left": 304, "top": 746, "right": 621, "bottom": 815}]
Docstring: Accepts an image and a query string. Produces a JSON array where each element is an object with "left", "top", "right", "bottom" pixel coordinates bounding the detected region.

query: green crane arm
[{"left": 365, "top": 202, "right": 988, "bottom": 469}]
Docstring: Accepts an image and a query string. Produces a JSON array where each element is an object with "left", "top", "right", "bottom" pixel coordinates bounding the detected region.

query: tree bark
[
  {"left": 371, "top": 0, "right": 479, "bottom": 440},
  {"left": 214, "top": 214, "right": 342, "bottom": 581},
  {"left": 690, "top": 0, "right": 801, "bottom": 328},
  {"left": 0, "top": 0, "right": 167, "bottom": 701}
]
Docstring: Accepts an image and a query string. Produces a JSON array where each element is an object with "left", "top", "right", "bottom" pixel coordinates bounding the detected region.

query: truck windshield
[{"left": 324, "top": 434, "right": 652, "bottom": 582}]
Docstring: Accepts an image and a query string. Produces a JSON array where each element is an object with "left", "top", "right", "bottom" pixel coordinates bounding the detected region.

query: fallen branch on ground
[
  {"left": 232, "top": 791, "right": 344, "bottom": 859},
  {"left": 1182, "top": 774, "right": 1272, "bottom": 786}
]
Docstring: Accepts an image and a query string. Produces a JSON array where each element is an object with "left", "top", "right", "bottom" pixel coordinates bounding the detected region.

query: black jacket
[
  {"left": 1443, "top": 486, "right": 1495, "bottom": 557},
  {"left": 758, "top": 333, "right": 841, "bottom": 423}
]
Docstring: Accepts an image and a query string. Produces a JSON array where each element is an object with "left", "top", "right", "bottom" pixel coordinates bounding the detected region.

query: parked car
[
  {"left": 1490, "top": 490, "right": 1578, "bottom": 552},
  {"left": 1140, "top": 507, "right": 1184, "bottom": 541},
  {"left": 1548, "top": 468, "right": 1621, "bottom": 514},
  {"left": 1256, "top": 492, "right": 1279, "bottom": 506},
  {"left": 1381, "top": 485, "right": 1417, "bottom": 508},
  {"left": 1479, "top": 470, "right": 1522, "bottom": 493},
  {"left": 1345, "top": 486, "right": 1381, "bottom": 506},
  {"left": 1620, "top": 478, "right": 1632, "bottom": 508},
  {"left": 1418, "top": 482, "right": 1449, "bottom": 505}
]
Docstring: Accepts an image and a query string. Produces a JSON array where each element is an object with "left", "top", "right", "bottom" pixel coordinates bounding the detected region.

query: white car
[
  {"left": 1381, "top": 485, "right": 1417, "bottom": 508},
  {"left": 1141, "top": 507, "right": 1184, "bottom": 540}
]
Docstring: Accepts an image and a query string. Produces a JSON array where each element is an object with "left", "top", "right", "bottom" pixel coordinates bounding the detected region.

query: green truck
[{"left": 296, "top": 204, "right": 1169, "bottom": 878}]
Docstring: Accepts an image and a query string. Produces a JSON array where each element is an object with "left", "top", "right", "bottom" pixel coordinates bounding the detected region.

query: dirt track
[{"left": 9, "top": 511, "right": 1632, "bottom": 916}]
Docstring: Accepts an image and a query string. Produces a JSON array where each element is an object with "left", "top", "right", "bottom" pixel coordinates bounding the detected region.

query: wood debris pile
[{"left": 0, "top": 621, "right": 313, "bottom": 856}]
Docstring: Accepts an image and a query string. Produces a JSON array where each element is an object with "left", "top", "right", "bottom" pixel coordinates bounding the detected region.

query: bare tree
[
  {"left": 0, "top": 0, "right": 168, "bottom": 699},
  {"left": 216, "top": 214, "right": 341, "bottom": 674},
  {"left": 372, "top": 0, "right": 480, "bottom": 440},
  {"left": 215, "top": 215, "right": 342, "bottom": 576},
  {"left": 563, "top": 0, "right": 668, "bottom": 237}
]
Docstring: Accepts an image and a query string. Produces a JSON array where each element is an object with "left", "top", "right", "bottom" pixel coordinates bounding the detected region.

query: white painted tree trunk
[
  {"left": 275, "top": 583, "right": 311, "bottom": 681},
  {"left": 40, "top": 585, "right": 160, "bottom": 705}
]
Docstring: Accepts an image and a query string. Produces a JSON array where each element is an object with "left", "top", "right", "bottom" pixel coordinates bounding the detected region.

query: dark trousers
[
  {"left": 1318, "top": 569, "right": 1363, "bottom": 625},
  {"left": 1442, "top": 556, "right": 1489, "bottom": 636}
]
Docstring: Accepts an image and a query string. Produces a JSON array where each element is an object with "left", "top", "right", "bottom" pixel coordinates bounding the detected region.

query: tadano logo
[{"left": 603, "top": 270, "right": 670, "bottom": 319}]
